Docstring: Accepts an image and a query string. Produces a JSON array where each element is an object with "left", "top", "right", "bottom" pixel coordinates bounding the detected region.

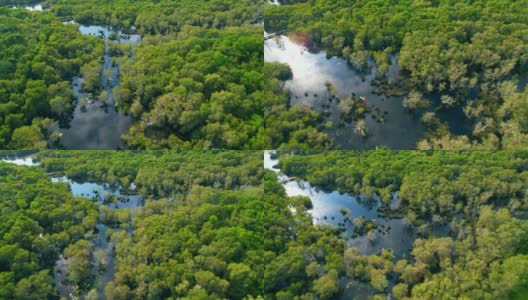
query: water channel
[
  {"left": 9, "top": 4, "right": 140, "bottom": 149},
  {"left": 49, "top": 24, "right": 140, "bottom": 150}
]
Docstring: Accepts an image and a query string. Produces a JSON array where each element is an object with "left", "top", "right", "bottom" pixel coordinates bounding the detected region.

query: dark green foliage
[
  {"left": 400, "top": 207, "right": 528, "bottom": 299},
  {"left": 280, "top": 151, "right": 528, "bottom": 219},
  {"left": 263, "top": 170, "right": 347, "bottom": 299},
  {"left": 36, "top": 150, "right": 263, "bottom": 198},
  {"left": 1, "top": 0, "right": 264, "bottom": 150},
  {"left": 1, "top": 150, "right": 265, "bottom": 299},
  {"left": 45, "top": 0, "right": 263, "bottom": 34},
  {"left": 108, "top": 186, "right": 265, "bottom": 299}
]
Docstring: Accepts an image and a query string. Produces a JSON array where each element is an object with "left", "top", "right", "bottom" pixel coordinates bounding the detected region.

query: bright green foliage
[
  {"left": 1, "top": 150, "right": 265, "bottom": 299},
  {"left": 0, "top": 8, "right": 103, "bottom": 148},
  {"left": 263, "top": 171, "right": 347, "bottom": 298},
  {"left": 0, "top": 162, "right": 98, "bottom": 298},
  {"left": 2, "top": 149, "right": 528, "bottom": 299},
  {"left": 265, "top": 0, "right": 528, "bottom": 91},
  {"left": 263, "top": 170, "right": 399, "bottom": 298},
  {"left": 265, "top": 0, "right": 528, "bottom": 149},
  {"left": 108, "top": 186, "right": 264, "bottom": 299},
  {"left": 280, "top": 151, "right": 528, "bottom": 220},
  {"left": 405, "top": 207, "right": 528, "bottom": 299},
  {"left": 35, "top": 150, "right": 263, "bottom": 199},
  {"left": 44, "top": 0, "right": 263, "bottom": 34},
  {"left": 276, "top": 150, "right": 528, "bottom": 298},
  {"left": 1, "top": 0, "right": 264, "bottom": 150},
  {"left": 117, "top": 26, "right": 264, "bottom": 149}
]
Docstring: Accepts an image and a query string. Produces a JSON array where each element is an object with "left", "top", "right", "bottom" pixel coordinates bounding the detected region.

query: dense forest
[
  {"left": 273, "top": 150, "right": 528, "bottom": 298},
  {"left": 44, "top": 0, "right": 262, "bottom": 33},
  {"left": 0, "top": 162, "right": 98, "bottom": 298},
  {"left": 3, "top": 149, "right": 528, "bottom": 299},
  {"left": 35, "top": 150, "right": 263, "bottom": 199},
  {"left": 1, "top": 150, "right": 266, "bottom": 299},
  {"left": 0, "top": 8, "right": 103, "bottom": 149},
  {"left": 263, "top": 170, "right": 353, "bottom": 299},
  {"left": 265, "top": 0, "right": 528, "bottom": 149},
  {"left": 0, "top": 0, "right": 263, "bottom": 149},
  {"left": 117, "top": 26, "right": 263, "bottom": 149}
]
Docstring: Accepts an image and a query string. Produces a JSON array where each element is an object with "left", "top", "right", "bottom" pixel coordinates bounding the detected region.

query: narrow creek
[
  {"left": 49, "top": 24, "right": 140, "bottom": 150},
  {"left": 1, "top": 155, "right": 144, "bottom": 298}
]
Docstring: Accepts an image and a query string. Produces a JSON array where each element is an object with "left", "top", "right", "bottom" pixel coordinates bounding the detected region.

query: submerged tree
[{"left": 403, "top": 91, "right": 429, "bottom": 110}]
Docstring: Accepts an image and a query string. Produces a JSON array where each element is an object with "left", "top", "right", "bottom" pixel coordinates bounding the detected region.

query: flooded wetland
[
  {"left": 49, "top": 24, "right": 141, "bottom": 149},
  {"left": 264, "top": 33, "right": 476, "bottom": 149}
]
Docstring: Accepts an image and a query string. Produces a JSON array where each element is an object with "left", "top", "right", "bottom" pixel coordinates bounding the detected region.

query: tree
[
  {"left": 10, "top": 125, "right": 47, "bottom": 150},
  {"left": 313, "top": 270, "right": 340, "bottom": 299},
  {"left": 64, "top": 240, "right": 94, "bottom": 289},
  {"left": 80, "top": 61, "right": 102, "bottom": 93},
  {"left": 354, "top": 120, "right": 367, "bottom": 136},
  {"left": 228, "top": 263, "right": 255, "bottom": 299},
  {"left": 392, "top": 283, "right": 408, "bottom": 299},
  {"left": 49, "top": 95, "right": 72, "bottom": 117},
  {"left": 403, "top": 91, "right": 429, "bottom": 110},
  {"left": 369, "top": 268, "right": 388, "bottom": 292},
  {"left": 14, "top": 271, "right": 55, "bottom": 300},
  {"left": 440, "top": 95, "right": 456, "bottom": 108}
]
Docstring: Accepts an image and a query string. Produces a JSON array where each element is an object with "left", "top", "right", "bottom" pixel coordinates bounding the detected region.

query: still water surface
[
  {"left": 265, "top": 35, "right": 426, "bottom": 149},
  {"left": 265, "top": 151, "right": 417, "bottom": 299},
  {"left": 264, "top": 151, "right": 416, "bottom": 259},
  {"left": 50, "top": 25, "right": 140, "bottom": 149},
  {"left": 265, "top": 34, "right": 474, "bottom": 149}
]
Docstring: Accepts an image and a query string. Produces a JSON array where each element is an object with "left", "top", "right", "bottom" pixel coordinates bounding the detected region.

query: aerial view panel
[
  {"left": 265, "top": 150, "right": 528, "bottom": 299},
  {"left": 264, "top": 0, "right": 528, "bottom": 150},
  {"left": 0, "top": 150, "right": 264, "bottom": 299},
  {"left": 0, "top": 0, "right": 263, "bottom": 150}
]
